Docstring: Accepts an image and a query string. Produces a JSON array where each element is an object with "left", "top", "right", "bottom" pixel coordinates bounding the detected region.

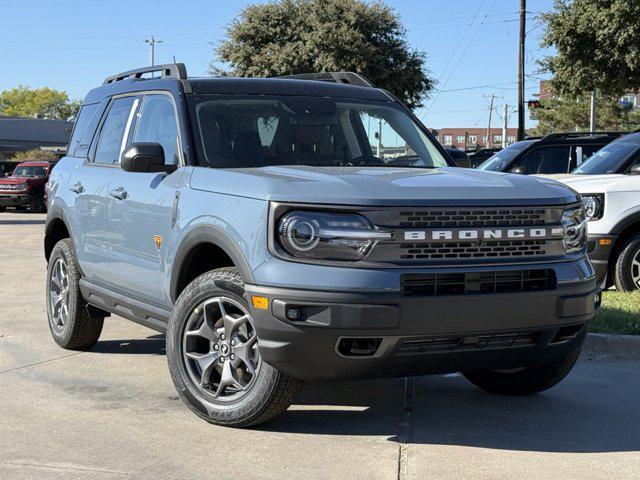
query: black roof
[
  {"left": 84, "top": 63, "right": 392, "bottom": 104},
  {"left": 612, "top": 131, "right": 640, "bottom": 144}
]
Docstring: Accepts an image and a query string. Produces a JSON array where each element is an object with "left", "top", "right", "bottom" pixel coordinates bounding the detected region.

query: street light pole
[
  {"left": 144, "top": 36, "right": 162, "bottom": 67},
  {"left": 517, "top": 0, "right": 526, "bottom": 141}
]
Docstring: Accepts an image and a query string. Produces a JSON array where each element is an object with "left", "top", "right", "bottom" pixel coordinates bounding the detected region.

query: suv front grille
[
  {"left": 398, "top": 208, "right": 548, "bottom": 228},
  {"left": 400, "top": 269, "right": 555, "bottom": 296},
  {"left": 399, "top": 240, "right": 548, "bottom": 260}
]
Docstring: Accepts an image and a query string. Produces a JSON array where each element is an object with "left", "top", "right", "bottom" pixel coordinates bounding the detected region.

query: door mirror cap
[
  {"left": 629, "top": 164, "right": 640, "bottom": 175},
  {"left": 121, "top": 142, "right": 175, "bottom": 173},
  {"left": 509, "top": 166, "right": 527, "bottom": 175}
]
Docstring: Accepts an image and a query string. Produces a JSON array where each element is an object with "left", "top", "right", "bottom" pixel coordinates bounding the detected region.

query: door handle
[
  {"left": 69, "top": 182, "right": 84, "bottom": 194},
  {"left": 109, "top": 186, "right": 128, "bottom": 200}
]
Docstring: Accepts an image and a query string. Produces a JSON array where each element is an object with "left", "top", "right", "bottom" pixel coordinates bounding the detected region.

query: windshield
[
  {"left": 189, "top": 95, "right": 449, "bottom": 169},
  {"left": 12, "top": 166, "right": 47, "bottom": 177},
  {"left": 573, "top": 141, "right": 640, "bottom": 174},
  {"left": 477, "top": 141, "right": 533, "bottom": 171}
]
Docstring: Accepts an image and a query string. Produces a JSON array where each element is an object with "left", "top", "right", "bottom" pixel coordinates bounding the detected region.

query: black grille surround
[{"left": 401, "top": 269, "right": 556, "bottom": 296}]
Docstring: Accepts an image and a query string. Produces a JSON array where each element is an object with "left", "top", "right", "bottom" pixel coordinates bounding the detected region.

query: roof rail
[
  {"left": 103, "top": 63, "right": 187, "bottom": 85},
  {"left": 278, "top": 72, "right": 375, "bottom": 88},
  {"left": 539, "top": 131, "right": 625, "bottom": 143}
]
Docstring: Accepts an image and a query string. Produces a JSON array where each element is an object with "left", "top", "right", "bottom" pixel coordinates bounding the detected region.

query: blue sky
[{"left": 0, "top": 0, "right": 555, "bottom": 129}]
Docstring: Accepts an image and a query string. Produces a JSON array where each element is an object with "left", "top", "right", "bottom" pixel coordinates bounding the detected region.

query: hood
[
  {"left": 539, "top": 173, "right": 640, "bottom": 194},
  {"left": 190, "top": 166, "right": 580, "bottom": 206},
  {"left": 0, "top": 176, "right": 29, "bottom": 185}
]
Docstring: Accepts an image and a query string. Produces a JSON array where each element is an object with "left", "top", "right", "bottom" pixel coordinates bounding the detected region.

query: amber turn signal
[{"left": 251, "top": 296, "right": 269, "bottom": 310}]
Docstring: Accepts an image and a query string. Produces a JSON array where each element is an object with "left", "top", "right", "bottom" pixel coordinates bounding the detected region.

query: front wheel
[
  {"left": 463, "top": 346, "right": 581, "bottom": 396},
  {"left": 166, "top": 267, "right": 303, "bottom": 427},
  {"left": 613, "top": 233, "right": 640, "bottom": 291}
]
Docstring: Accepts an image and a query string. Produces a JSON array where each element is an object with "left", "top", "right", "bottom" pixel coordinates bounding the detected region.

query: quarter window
[
  {"left": 134, "top": 95, "right": 180, "bottom": 165},
  {"left": 93, "top": 97, "right": 138, "bottom": 165}
]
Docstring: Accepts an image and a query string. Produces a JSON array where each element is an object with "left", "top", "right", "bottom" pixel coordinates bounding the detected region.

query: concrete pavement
[{"left": 0, "top": 212, "right": 638, "bottom": 479}]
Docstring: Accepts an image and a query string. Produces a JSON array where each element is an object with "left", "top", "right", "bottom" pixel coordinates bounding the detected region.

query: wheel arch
[
  {"left": 608, "top": 213, "right": 640, "bottom": 283},
  {"left": 44, "top": 207, "right": 72, "bottom": 261},
  {"left": 170, "top": 225, "right": 255, "bottom": 303}
]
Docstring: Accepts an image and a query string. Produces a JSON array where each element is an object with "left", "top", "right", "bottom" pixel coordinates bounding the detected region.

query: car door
[
  {"left": 105, "top": 93, "right": 183, "bottom": 306},
  {"left": 70, "top": 97, "right": 138, "bottom": 285}
]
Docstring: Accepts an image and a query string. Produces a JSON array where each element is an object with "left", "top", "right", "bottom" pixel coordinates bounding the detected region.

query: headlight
[
  {"left": 276, "top": 210, "right": 391, "bottom": 261},
  {"left": 582, "top": 193, "right": 604, "bottom": 221},
  {"left": 561, "top": 205, "right": 587, "bottom": 254}
]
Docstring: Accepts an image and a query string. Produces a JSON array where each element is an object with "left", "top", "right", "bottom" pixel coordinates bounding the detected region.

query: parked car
[
  {"left": 445, "top": 147, "right": 471, "bottom": 168},
  {"left": 0, "top": 160, "right": 55, "bottom": 212},
  {"left": 467, "top": 147, "right": 501, "bottom": 168},
  {"left": 45, "top": 64, "right": 598, "bottom": 427},
  {"left": 543, "top": 172, "right": 640, "bottom": 291},
  {"left": 569, "top": 131, "right": 640, "bottom": 176},
  {"left": 477, "top": 132, "right": 623, "bottom": 175}
]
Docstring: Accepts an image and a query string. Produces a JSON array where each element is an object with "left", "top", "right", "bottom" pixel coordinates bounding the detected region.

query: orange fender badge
[{"left": 154, "top": 235, "right": 163, "bottom": 251}]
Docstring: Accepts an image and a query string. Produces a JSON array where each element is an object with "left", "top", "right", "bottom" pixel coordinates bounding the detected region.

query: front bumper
[
  {"left": 587, "top": 234, "right": 616, "bottom": 286},
  {"left": 0, "top": 192, "right": 31, "bottom": 207},
  {"left": 245, "top": 262, "right": 599, "bottom": 381}
]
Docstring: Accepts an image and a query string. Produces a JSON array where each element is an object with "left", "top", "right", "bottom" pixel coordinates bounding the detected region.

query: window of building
[
  {"left": 468, "top": 135, "right": 477, "bottom": 144},
  {"left": 507, "top": 135, "right": 516, "bottom": 143},
  {"left": 492, "top": 135, "right": 502, "bottom": 144},
  {"left": 443, "top": 134, "right": 453, "bottom": 146},
  {"left": 455, "top": 135, "right": 465, "bottom": 143},
  {"left": 481, "top": 136, "right": 488, "bottom": 144}
]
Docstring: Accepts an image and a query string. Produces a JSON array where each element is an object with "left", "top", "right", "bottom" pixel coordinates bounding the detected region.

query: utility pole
[
  {"left": 144, "top": 35, "right": 162, "bottom": 67},
  {"left": 517, "top": 0, "right": 526, "bottom": 141},
  {"left": 502, "top": 103, "right": 510, "bottom": 148},
  {"left": 589, "top": 90, "right": 597, "bottom": 131},
  {"left": 485, "top": 94, "right": 496, "bottom": 148}
]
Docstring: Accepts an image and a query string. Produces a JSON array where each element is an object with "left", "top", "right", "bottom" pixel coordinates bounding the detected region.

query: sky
[{"left": 0, "top": 0, "right": 555, "bottom": 129}]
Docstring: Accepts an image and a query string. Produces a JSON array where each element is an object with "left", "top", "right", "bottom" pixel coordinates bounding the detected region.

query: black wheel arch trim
[
  {"left": 611, "top": 211, "right": 640, "bottom": 236},
  {"left": 44, "top": 204, "right": 74, "bottom": 260},
  {"left": 170, "top": 224, "right": 256, "bottom": 303}
]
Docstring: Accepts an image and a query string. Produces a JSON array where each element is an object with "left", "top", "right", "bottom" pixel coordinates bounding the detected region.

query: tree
[
  {"left": 214, "top": 0, "right": 433, "bottom": 109},
  {"left": 11, "top": 149, "right": 59, "bottom": 162},
  {"left": 540, "top": 0, "right": 640, "bottom": 96},
  {"left": 532, "top": 94, "right": 640, "bottom": 136},
  {"left": 0, "top": 86, "right": 80, "bottom": 120}
]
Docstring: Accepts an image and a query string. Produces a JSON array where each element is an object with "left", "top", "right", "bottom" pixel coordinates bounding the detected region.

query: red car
[{"left": 0, "top": 161, "right": 55, "bottom": 212}]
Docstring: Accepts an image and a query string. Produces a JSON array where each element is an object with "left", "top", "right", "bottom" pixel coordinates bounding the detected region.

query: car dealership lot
[{"left": 1, "top": 212, "right": 639, "bottom": 480}]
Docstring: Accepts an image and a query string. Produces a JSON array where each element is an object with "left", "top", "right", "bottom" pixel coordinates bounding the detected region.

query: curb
[{"left": 583, "top": 333, "right": 640, "bottom": 360}]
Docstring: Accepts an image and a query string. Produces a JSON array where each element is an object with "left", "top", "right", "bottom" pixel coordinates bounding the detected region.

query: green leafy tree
[
  {"left": 540, "top": 0, "right": 640, "bottom": 96},
  {"left": 532, "top": 94, "right": 640, "bottom": 136},
  {"left": 214, "top": 0, "right": 434, "bottom": 108},
  {"left": 0, "top": 86, "right": 80, "bottom": 120},
  {"left": 11, "top": 149, "right": 59, "bottom": 162}
]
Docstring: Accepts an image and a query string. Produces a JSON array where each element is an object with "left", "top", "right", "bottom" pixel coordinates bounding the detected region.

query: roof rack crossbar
[
  {"left": 278, "top": 72, "right": 375, "bottom": 88},
  {"left": 103, "top": 63, "right": 187, "bottom": 85}
]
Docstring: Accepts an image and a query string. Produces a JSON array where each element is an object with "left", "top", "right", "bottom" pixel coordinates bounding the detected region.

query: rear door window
[
  {"left": 93, "top": 97, "right": 139, "bottom": 165},
  {"left": 512, "top": 146, "right": 571, "bottom": 174}
]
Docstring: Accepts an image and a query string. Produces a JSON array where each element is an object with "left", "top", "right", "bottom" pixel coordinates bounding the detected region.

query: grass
[{"left": 590, "top": 291, "right": 640, "bottom": 336}]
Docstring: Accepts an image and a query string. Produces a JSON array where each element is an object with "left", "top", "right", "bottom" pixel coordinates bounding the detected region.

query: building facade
[
  {"left": 0, "top": 116, "right": 72, "bottom": 161},
  {"left": 436, "top": 127, "right": 519, "bottom": 150}
]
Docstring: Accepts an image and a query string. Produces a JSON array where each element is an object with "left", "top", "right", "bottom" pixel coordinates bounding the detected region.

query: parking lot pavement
[{"left": 1, "top": 212, "right": 639, "bottom": 480}]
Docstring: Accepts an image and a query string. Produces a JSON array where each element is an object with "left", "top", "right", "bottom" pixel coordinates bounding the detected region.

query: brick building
[{"left": 436, "top": 127, "right": 519, "bottom": 150}]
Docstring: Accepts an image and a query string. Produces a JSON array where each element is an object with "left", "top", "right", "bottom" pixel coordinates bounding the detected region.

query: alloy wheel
[
  {"left": 48, "top": 257, "right": 70, "bottom": 331},
  {"left": 182, "top": 296, "right": 261, "bottom": 402},
  {"left": 632, "top": 249, "right": 640, "bottom": 289}
]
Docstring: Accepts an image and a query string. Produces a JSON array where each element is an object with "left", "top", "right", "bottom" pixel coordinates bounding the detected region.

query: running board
[{"left": 79, "top": 279, "right": 170, "bottom": 333}]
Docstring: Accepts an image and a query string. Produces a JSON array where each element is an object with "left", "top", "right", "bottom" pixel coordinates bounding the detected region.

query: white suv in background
[{"left": 547, "top": 174, "right": 640, "bottom": 291}]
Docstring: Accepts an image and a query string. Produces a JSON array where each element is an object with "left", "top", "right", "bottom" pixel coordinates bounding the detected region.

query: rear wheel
[
  {"left": 613, "top": 233, "right": 640, "bottom": 291},
  {"left": 46, "top": 239, "right": 104, "bottom": 349},
  {"left": 166, "top": 267, "right": 303, "bottom": 427},
  {"left": 463, "top": 346, "right": 581, "bottom": 396}
]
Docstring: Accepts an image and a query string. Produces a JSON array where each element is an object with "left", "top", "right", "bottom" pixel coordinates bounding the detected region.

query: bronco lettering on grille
[{"left": 403, "top": 227, "right": 564, "bottom": 243}]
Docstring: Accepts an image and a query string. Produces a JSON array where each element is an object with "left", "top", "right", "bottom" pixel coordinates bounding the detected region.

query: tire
[
  {"left": 29, "top": 194, "right": 46, "bottom": 213},
  {"left": 166, "top": 267, "right": 303, "bottom": 427},
  {"left": 46, "top": 238, "right": 104, "bottom": 350},
  {"left": 613, "top": 232, "right": 640, "bottom": 291},
  {"left": 463, "top": 345, "right": 581, "bottom": 396}
]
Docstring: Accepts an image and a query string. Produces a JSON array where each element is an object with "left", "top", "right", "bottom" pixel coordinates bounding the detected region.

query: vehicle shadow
[
  {"left": 88, "top": 334, "right": 640, "bottom": 454},
  {"left": 0, "top": 219, "right": 46, "bottom": 225}
]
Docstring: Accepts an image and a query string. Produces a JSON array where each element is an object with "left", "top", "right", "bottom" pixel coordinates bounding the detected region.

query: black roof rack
[
  {"left": 278, "top": 72, "right": 374, "bottom": 88},
  {"left": 538, "top": 131, "right": 625, "bottom": 143},
  {"left": 103, "top": 63, "right": 187, "bottom": 85}
]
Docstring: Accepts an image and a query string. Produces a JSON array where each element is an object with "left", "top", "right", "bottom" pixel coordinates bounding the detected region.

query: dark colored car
[
  {"left": 467, "top": 147, "right": 501, "bottom": 168},
  {"left": 572, "top": 131, "right": 640, "bottom": 175},
  {"left": 0, "top": 161, "right": 54, "bottom": 212},
  {"left": 477, "top": 132, "right": 624, "bottom": 175},
  {"left": 445, "top": 148, "right": 471, "bottom": 168}
]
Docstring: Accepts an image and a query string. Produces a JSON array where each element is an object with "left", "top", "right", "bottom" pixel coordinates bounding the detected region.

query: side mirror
[
  {"left": 629, "top": 164, "right": 640, "bottom": 175},
  {"left": 121, "top": 142, "right": 174, "bottom": 173},
  {"left": 509, "top": 166, "right": 527, "bottom": 175}
]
